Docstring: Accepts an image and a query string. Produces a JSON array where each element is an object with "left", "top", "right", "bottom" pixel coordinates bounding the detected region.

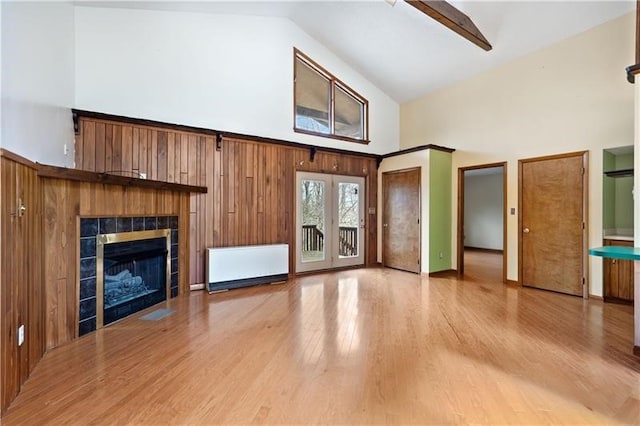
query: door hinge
[
  {"left": 582, "top": 277, "right": 585, "bottom": 286},
  {"left": 581, "top": 168, "right": 585, "bottom": 175},
  {"left": 582, "top": 222, "right": 585, "bottom": 230}
]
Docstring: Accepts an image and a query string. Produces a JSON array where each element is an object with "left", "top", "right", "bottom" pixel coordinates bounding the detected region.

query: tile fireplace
[{"left": 79, "top": 216, "right": 178, "bottom": 335}]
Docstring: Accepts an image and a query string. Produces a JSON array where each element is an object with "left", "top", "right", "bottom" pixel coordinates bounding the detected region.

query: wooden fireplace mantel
[{"left": 37, "top": 163, "right": 208, "bottom": 193}]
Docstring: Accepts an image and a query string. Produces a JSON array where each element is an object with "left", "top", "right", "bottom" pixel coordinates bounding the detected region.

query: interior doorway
[
  {"left": 295, "top": 172, "right": 365, "bottom": 273},
  {"left": 457, "top": 162, "right": 507, "bottom": 282}
]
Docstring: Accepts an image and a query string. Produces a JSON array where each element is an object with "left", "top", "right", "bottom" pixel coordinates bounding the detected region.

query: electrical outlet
[
  {"left": 439, "top": 251, "right": 444, "bottom": 259},
  {"left": 64, "top": 143, "right": 69, "bottom": 155},
  {"left": 18, "top": 325, "right": 24, "bottom": 346}
]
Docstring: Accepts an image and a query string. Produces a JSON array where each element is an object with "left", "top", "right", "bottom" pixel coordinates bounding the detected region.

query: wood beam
[{"left": 405, "top": 0, "right": 492, "bottom": 51}]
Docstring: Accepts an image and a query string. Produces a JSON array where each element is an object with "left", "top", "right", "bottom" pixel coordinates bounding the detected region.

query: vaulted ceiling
[{"left": 80, "top": 1, "right": 636, "bottom": 103}]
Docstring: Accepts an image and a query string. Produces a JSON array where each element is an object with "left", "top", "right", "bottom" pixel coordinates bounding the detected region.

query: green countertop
[{"left": 589, "top": 246, "right": 640, "bottom": 261}]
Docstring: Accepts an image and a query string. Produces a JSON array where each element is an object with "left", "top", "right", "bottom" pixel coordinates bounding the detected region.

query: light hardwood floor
[
  {"left": 463, "top": 248, "right": 503, "bottom": 284},
  {"left": 3, "top": 266, "right": 639, "bottom": 424}
]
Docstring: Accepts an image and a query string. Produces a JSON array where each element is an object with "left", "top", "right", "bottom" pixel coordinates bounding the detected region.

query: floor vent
[{"left": 140, "top": 308, "right": 175, "bottom": 321}]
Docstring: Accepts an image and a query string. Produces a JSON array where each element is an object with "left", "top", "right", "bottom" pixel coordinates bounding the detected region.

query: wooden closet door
[{"left": 382, "top": 168, "right": 421, "bottom": 274}]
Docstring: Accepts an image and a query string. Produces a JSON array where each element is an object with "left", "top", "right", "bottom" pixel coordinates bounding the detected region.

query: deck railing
[
  {"left": 302, "top": 224, "right": 324, "bottom": 252},
  {"left": 302, "top": 225, "right": 358, "bottom": 257},
  {"left": 338, "top": 226, "right": 357, "bottom": 257}
]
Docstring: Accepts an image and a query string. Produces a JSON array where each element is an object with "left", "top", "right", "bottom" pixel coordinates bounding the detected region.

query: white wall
[
  {"left": 74, "top": 6, "right": 399, "bottom": 155},
  {"left": 377, "top": 151, "right": 430, "bottom": 272},
  {"left": 400, "top": 13, "right": 635, "bottom": 296},
  {"left": 1, "top": 1, "right": 75, "bottom": 166},
  {"left": 464, "top": 172, "right": 503, "bottom": 250}
]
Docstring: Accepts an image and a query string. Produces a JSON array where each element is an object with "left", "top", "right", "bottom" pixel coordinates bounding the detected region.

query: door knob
[
  {"left": 523, "top": 228, "right": 530, "bottom": 233},
  {"left": 383, "top": 223, "right": 388, "bottom": 228}
]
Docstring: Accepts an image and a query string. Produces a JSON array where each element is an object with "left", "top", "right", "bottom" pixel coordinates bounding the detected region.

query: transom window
[{"left": 294, "top": 49, "right": 369, "bottom": 144}]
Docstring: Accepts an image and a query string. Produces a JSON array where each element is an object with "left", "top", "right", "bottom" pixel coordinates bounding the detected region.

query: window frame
[{"left": 293, "top": 48, "right": 369, "bottom": 145}]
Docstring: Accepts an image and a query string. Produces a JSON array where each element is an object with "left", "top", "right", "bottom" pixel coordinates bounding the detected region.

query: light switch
[{"left": 510, "top": 208, "right": 516, "bottom": 215}]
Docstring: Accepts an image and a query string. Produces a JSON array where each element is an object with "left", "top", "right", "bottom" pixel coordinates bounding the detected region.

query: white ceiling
[{"left": 79, "top": 1, "right": 636, "bottom": 103}]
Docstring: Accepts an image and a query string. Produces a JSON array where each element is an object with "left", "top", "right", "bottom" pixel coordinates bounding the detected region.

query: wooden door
[
  {"left": 603, "top": 239, "right": 634, "bottom": 304},
  {"left": 382, "top": 168, "right": 420, "bottom": 273},
  {"left": 519, "top": 152, "right": 587, "bottom": 297}
]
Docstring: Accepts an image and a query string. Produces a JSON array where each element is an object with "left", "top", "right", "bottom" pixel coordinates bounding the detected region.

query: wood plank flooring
[
  {"left": 463, "top": 248, "right": 503, "bottom": 283},
  {"left": 2, "top": 263, "right": 639, "bottom": 424}
]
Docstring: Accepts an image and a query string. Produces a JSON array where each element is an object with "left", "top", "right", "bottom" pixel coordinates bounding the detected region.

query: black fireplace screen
[{"left": 102, "top": 236, "right": 168, "bottom": 326}]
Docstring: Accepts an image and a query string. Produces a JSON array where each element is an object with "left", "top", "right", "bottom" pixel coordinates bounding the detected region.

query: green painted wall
[
  {"left": 615, "top": 152, "right": 634, "bottom": 169},
  {"left": 603, "top": 151, "right": 634, "bottom": 232},
  {"left": 614, "top": 153, "right": 634, "bottom": 229},
  {"left": 603, "top": 151, "right": 615, "bottom": 230},
  {"left": 614, "top": 176, "right": 634, "bottom": 229},
  {"left": 429, "top": 150, "right": 452, "bottom": 272}
]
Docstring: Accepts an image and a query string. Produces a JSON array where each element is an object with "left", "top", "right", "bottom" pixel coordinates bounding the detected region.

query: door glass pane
[
  {"left": 301, "top": 179, "right": 326, "bottom": 263},
  {"left": 338, "top": 182, "right": 359, "bottom": 258}
]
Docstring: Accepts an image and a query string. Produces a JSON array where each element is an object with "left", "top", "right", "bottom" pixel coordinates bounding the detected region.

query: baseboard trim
[
  {"left": 190, "top": 283, "right": 205, "bottom": 291},
  {"left": 428, "top": 269, "right": 458, "bottom": 278},
  {"left": 634, "top": 346, "right": 640, "bottom": 357},
  {"left": 505, "top": 280, "right": 519, "bottom": 286},
  {"left": 464, "top": 247, "right": 504, "bottom": 255},
  {"left": 603, "top": 296, "right": 633, "bottom": 305},
  {"left": 588, "top": 294, "right": 603, "bottom": 301}
]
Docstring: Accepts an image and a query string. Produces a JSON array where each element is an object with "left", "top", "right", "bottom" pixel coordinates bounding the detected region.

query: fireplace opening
[
  {"left": 97, "top": 229, "right": 171, "bottom": 327},
  {"left": 103, "top": 237, "right": 167, "bottom": 325}
]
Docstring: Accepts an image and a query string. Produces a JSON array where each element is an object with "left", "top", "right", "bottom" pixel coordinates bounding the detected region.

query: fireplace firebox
[{"left": 97, "top": 229, "right": 171, "bottom": 328}]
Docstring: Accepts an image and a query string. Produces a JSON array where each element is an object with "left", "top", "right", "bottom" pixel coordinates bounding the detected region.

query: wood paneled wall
[
  {"left": 218, "top": 137, "right": 378, "bottom": 271},
  {"left": 1, "top": 153, "right": 45, "bottom": 415},
  {"left": 75, "top": 116, "right": 378, "bottom": 284},
  {"left": 42, "top": 179, "right": 191, "bottom": 349},
  {"left": 75, "top": 119, "right": 214, "bottom": 284}
]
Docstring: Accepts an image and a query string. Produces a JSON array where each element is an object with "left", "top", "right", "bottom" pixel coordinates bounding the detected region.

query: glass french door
[{"left": 296, "top": 172, "right": 365, "bottom": 273}]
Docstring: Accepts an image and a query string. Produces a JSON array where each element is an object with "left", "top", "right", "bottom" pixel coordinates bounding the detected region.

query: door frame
[
  {"left": 518, "top": 151, "right": 589, "bottom": 298},
  {"left": 457, "top": 162, "right": 507, "bottom": 282},
  {"left": 382, "top": 167, "right": 421, "bottom": 273}
]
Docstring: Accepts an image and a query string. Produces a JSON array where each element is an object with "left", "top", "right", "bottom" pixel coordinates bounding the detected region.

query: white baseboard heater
[{"left": 206, "top": 244, "right": 289, "bottom": 292}]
